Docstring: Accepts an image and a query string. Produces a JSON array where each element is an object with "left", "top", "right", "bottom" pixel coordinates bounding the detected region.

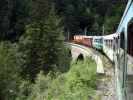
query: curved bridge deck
[{"left": 67, "top": 42, "right": 104, "bottom": 74}]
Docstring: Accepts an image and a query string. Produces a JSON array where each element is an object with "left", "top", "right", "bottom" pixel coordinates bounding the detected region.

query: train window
[
  {"left": 110, "top": 40, "right": 112, "bottom": 48},
  {"left": 106, "top": 40, "right": 108, "bottom": 47},
  {"left": 116, "top": 37, "right": 118, "bottom": 44},
  {"left": 109, "top": 40, "right": 111, "bottom": 48},
  {"left": 128, "top": 22, "right": 133, "bottom": 57},
  {"left": 111, "top": 40, "right": 113, "bottom": 48},
  {"left": 106, "top": 40, "right": 108, "bottom": 46},
  {"left": 116, "top": 38, "right": 118, "bottom": 49},
  {"left": 108, "top": 40, "right": 110, "bottom": 48},
  {"left": 108, "top": 40, "right": 110, "bottom": 47},
  {"left": 113, "top": 38, "right": 115, "bottom": 50},
  {"left": 100, "top": 38, "right": 103, "bottom": 43},
  {"left": 120, "top": 32, "right": 125, "bottom": 49},
  {"left": 104, "top": 40, "right": 106, "bottom": 45},
  {"left": 104, "top": 40, "right": 106, "bottom": 43}
]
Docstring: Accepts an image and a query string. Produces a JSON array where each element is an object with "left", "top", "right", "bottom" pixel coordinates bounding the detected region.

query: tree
[
  {"left": 0, "top": 42, "right": 22, "bottom": 100},
  {"left": 0, "top": 0, "right": 30, "bottom": 41},
  {"left": 103, "top": 3, "right": 125, "bottom": 34},
  {"left": 53, "top": 0, "right": 127, "bottom": 36},
  {"left": 30, "top": 0, "right": 51, "bottom": 22},
  {"left": 19, "top": 7, "right": 71, "bottom": 80}
]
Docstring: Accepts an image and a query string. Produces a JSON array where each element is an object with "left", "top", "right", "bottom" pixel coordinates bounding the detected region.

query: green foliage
[
  {"left": 53, "top": 0, "right": 126, "bottom": 35},
  {"left": 0, "top": 0, "right": 126, "bottom": 40},
  {"left": 0, "top": 42, "right": 22, "bottom": 100},
  {"left": 103, "top": 3, "right": 125, "bottom": 34},
  {"left": 18, "top": 58, "right": 97, "bottom": 100},
  {"left": 0, "top": 0, "right": 30, "bottom": 41},
  {"left": 26, "top": 72, "right": 52, "bottom": 100},
  {"left": 19, "top": 7, "right": 71, "bottom": 80},
  {"left": 67, "top": 59, "right": 97, "bottom": 89},
  {"left": 30, "top": 0, "right": 51, "bottom": 21},
  {"left": 0, "top": 1, "right": 127, "bottom": 99},
  {"left": 16, "top": 80, "right": 32, "bottom": 100}
]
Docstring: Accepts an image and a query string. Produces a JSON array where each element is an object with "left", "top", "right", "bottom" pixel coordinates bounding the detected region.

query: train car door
[
  {"left": 128, "top": 22, "right": 133, "bottom": 57},
  {"left": 126, "top": 19, "right": 133, "bottom": 100}
]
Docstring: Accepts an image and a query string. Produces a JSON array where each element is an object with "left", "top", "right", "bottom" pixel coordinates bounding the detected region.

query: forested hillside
[
  {"left": 0, "top": 0, "right": 127, "bottom": 99},
  {"left": 0, "top": 0, "right": 126, "bottom": 41}
]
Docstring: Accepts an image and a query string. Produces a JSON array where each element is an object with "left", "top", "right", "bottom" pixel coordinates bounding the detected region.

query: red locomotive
[{"left": 72, "top": 35, "right": 93, "bottom": 47}]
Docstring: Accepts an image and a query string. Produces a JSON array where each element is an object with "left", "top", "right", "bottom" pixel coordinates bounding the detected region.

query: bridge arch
[
  {"left": 66, "top": 43, "right": 89, "bottom": 61},
  {"left": 77, "top": 54, "right": 84, "bottom": 61}
]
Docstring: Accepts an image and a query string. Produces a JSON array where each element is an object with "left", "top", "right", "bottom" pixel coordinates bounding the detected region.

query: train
[
  {"left": 72, "top": 33, "right": 118, "bottom": 62},
  {"left": 72, "top": 1, "right": 133, "bottom": 100},
  {"left": 72, "top": 32, "right": 133, "bottom": 100},
  {"left": 72, "top": 25, "right": 133, "bottom": 100},
  {"left": 73, "top": 35, "right": 93, "bottom": 47},
  {"left": 72, "top": 33, "right": 133, "bottom": 100}
]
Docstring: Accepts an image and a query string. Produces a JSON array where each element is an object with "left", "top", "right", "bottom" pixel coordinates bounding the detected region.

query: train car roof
[
  {"left": 84, "top": 36, "right": 93, "bottom": 38},
  {"left": 93, "top": 36, "right": 103, "bottom": 39},
  {"left": 74, "top": 35, "right": 93, "bottom": 38},
  {"left": 103, "top": 33, "right": 118, "bottom": 40},
  {"left": 117, "top": 0, "right": 133, "bottom": 33}
]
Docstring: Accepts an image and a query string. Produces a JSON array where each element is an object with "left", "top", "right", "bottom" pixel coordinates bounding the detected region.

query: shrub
[{"left": 20, "top": 58, "right": 97, "bottom": 100}]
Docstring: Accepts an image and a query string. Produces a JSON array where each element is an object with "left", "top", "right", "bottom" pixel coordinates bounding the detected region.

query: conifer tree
[
  {"left": 0, "top": 0, "right": 30, "bottom": 41},
  {"left": 30, "top": 0, "right": 51, "bottom": 21},
  {"left": 19, "top": 7, "right": 71, "bottom": 80},
  {"left": 0, "top": 42, "right": 22, "bottom": 99}
]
